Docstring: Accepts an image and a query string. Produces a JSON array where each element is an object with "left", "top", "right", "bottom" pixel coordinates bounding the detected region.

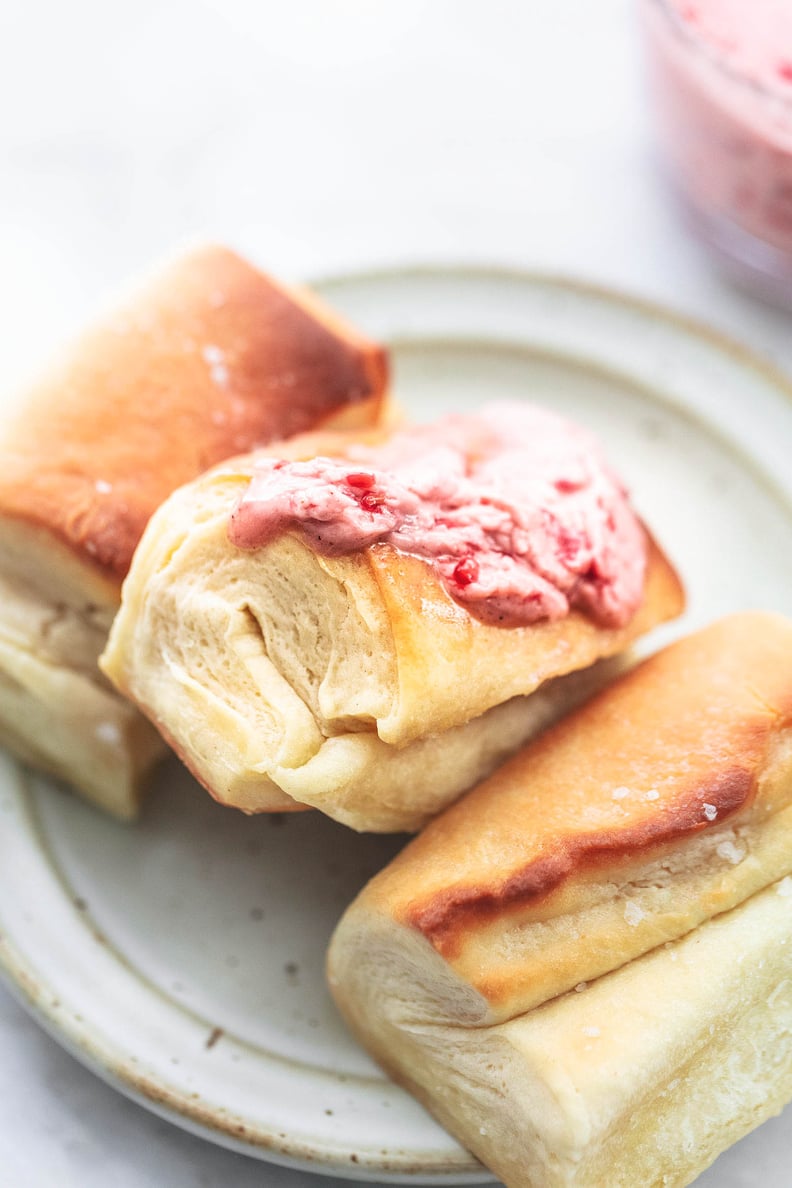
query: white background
[{"left": 0, "top": 1, "right": 790, "bottom": 1185}]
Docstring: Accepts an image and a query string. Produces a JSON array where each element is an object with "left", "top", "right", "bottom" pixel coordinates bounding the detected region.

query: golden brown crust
[
  {"left": 410, "top": 768, "right": 754, "bottom": 959},
  {"left": 365, "top": 612, "right": 792, "bottom": 963},
  {"left": 0, "top": 245, "right": 388, "bottom": 587},
  {"left": 366, "top": 531, "right": 684, "bottom": 740}
]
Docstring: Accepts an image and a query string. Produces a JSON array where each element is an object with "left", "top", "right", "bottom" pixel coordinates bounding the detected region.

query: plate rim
[{"left": 310, "top": 260, "right": 792, "bottom": 406}]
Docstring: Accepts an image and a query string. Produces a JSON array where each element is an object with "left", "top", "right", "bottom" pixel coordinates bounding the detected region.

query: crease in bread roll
[
  {"left": 326, "top": 611, "right": 792, "bottom": 1187},
  {"left": 0, "top": 245, "right": 389, "bottom": 817},
  {"left": 101, "top": 422, "right": 684, "bottom": 832}
]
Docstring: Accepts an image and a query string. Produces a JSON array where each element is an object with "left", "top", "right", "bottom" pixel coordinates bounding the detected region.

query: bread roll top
[
  {"left": 353, "top": 612, "right": 792, "bottom": 1020},
  {"left": 0, "top": 245, "right": 388, "bottom": 589}
]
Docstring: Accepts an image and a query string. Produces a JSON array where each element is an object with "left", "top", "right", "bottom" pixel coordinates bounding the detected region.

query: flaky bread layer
[
  {"left": 347, "top": 612, "right": 792, "bottom": 1017},
  {"left": 0, "top": 245, "right": 388, "bottom": 588},
  {"left": 328, "top": 877, "right": 792, "bottom": 1188},
  {"left": 271, "top": 657, "right": 628, "bottom": 831},
  {"left": 116, "top": 635, "right": 625, "bottom": 831},
  {"left": 101, "top": 437, "right": 681, "bottom": 828}
]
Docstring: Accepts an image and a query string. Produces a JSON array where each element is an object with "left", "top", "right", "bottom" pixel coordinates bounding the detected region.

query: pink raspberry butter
[{"left": 229, "top": 403, "right": 647, "bottom": 630}]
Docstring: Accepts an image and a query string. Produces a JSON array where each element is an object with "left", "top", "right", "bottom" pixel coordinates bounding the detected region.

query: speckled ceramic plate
[{"left": 1, "top": 268, "right": 791, "bottom": 1185}]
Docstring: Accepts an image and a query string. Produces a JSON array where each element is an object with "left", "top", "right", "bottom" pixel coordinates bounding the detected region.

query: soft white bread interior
[
  {"left": 327, "top": 612, "right": 792, "bottom": 1184},
  {"left": 101, "top": 435, "right": 684, "bottom": 831},
  {"left": 0, "top": 246, "right": 388, "bottom": 816}
]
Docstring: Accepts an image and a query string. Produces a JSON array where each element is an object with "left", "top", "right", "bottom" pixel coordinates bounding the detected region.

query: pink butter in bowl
[{"left": 642, "top": 0, "right": 792, "bottom": 301}]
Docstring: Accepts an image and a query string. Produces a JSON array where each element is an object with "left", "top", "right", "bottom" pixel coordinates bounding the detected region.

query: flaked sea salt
[
  {"left": 645, "top": 789, "right": 660, "bottom": 801},
  {"left": 703, "top": 803, "right": 718, "bottom": 822},
  {"left": 612, "top": 786, "right": 630, "bottom": 800}
]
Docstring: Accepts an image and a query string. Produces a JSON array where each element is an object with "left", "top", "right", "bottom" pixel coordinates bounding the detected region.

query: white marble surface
[{"left": 1, "top": 1, "right": 791, "bottom": 1184}]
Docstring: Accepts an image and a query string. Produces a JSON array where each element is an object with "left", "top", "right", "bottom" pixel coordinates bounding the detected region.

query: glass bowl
[{"left": 641, "top": 0, "right": 792, "bottom": 304}]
